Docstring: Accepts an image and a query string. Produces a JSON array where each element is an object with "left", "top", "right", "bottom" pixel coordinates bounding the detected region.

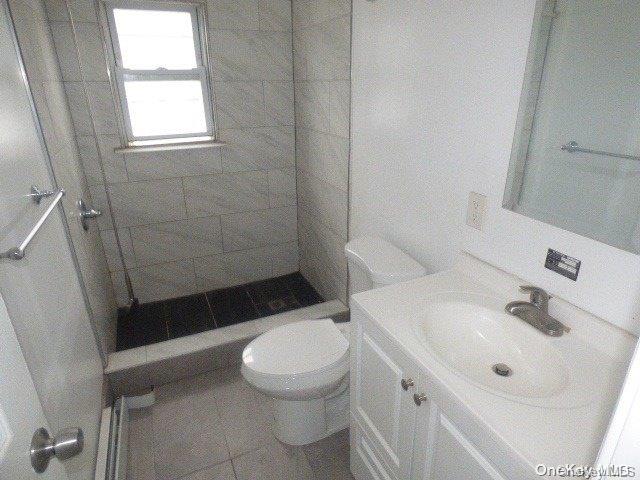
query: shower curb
[{"left": 105, "top": 300, "right": 348, "bottom": 396}]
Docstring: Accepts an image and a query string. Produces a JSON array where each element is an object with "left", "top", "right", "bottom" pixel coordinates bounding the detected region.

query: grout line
[
  {"left": 204, "top": 293, "right": 219, "bottom": 329},
  {"left": 244, "top": 285, "right": 262, "bottom": 316},
  {"left": 163, "top": 300, "right": 171, "bottom": 340},
  {"left": 284, "top": 276, "right": 303, "bottom": 308}
]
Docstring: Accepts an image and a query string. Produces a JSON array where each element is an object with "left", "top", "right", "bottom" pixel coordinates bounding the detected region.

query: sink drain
[{"left": 492, "top": 363, "right": 512, "bottom": 377}]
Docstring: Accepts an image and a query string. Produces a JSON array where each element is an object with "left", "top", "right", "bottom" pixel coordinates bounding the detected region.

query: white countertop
[{"left": 350, "top": 253, "right": 637, "bottom": 479}]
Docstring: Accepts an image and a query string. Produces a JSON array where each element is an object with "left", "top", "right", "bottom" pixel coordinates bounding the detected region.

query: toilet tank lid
[{"left": 344, "top": 236, "right": 426, "bottom": 285}]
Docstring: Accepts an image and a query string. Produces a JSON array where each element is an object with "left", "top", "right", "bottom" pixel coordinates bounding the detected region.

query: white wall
[{"left": 349, "top": 0, "right": 640, "bottom": 333}]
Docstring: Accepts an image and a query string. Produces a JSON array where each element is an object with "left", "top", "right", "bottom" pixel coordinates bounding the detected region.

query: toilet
[{"left": 241, "top": 236, "right": 426, "bottom": 445}]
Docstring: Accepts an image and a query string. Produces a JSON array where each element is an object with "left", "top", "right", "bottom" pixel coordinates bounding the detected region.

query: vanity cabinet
[{"left": 350, "top": 313, "right": 508, "bottom": 480}]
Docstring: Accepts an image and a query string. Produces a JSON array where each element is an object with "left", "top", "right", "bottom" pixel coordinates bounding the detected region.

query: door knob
[
  {"left": 401, "top": 378, "right": 414, "bottom": 391},
  {"left": 78, "top": 199, "right": 102, "bottom": 231},
  {"left": 413, "top": 393, "right": 427, "bottom": 406},
  {"left": 30, "top": 427, "right": 83, "bottom": 473}
]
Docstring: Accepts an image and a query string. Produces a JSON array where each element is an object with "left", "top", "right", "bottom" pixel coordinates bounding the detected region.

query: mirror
[{"left": 503, "top": 0, "right": 640, "bottom": 254}]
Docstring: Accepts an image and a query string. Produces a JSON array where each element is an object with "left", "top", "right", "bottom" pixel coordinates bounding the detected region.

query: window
[{"left": 104, "top": 1, "right": 214, "bottom": 145}]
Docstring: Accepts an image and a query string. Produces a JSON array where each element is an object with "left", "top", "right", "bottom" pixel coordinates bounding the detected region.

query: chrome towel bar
[
  {"left": 1, "top": 188, "right": 65, "bottom": 260},
  {"left": 560, "top": 140, "right": 640, "bottom": 162}
]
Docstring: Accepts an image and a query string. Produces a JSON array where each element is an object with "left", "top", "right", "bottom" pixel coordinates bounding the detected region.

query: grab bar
[
  {"left": 560, "top": 141, "right": 640, "bottom": 162},
  {"left": 1, "top": 188, "right": 65, "bottom": 260}
]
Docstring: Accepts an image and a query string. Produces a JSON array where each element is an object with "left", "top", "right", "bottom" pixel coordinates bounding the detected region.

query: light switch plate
[{"left": 466, "top": 192, "right": 487, "bottom": 230}]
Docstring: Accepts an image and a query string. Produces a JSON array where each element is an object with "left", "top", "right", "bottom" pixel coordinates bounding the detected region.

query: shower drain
[{"left": 492, "top": 363, "right": 513, "bottom": 377}]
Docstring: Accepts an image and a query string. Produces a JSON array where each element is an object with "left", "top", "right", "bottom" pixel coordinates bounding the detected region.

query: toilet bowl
[
  {"left": 241, "top": 236, "right": 426, "bottom": 445},
  {"left": 242, "top": 319, "right": 350, "bottom": 445}
]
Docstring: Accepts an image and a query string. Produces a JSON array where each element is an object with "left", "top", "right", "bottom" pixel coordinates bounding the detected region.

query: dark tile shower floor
[{"left": 116, "top": 272, "right": 324, "bottom": 351}]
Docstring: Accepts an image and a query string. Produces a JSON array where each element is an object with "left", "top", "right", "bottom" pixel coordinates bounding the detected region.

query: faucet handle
[{"left": 519, "top": 286, "right": 551, "bottom": 309}]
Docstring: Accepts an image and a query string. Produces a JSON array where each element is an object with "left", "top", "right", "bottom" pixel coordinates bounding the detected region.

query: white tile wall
[
  {"left": 132, "top": 260, "right": 198, "bottom": 304},
  {"left": 100, "top": 228, "right": 136, "bottom": 271},
  {"left": 297, "top": 170, "right": 348, "bottom": 239},
  {"left": 74, "top": 22, "right": 108, "bottom": 81},
  {"left": 76, "top": 134, "right": 102, "bottom": 184},
  {"left": 293, "top": 0, "right": 351, "bottom": 304},
  {"left": 220, "top": 126, "right": 295, "bottom": 172},
  {"left": 267, "top": 168, "right": 296, "bottom": 207},
  {"left": 264, "top": 80, "right": 295, "bottom": 125},
  {"left": 209, "top": 30, "right": 292, "bottom": 81},
  {"left": 258, "top": 0, "right": 292, "bottom": 32},
  {"left": 194, "top": 247, "right": 274, "bottom": 291},
  {"left": 46, "top": 0, "right": 300, "bottom": 305},
  {"left": 63, "top": 81, "right": 92, "bottom": 134},
  {"left": 130, "top": 217, "right": 223, "bottom": 266},
  {"left": 84, "top": 81, "right": 118, "bottom": 134},
  {"left": 220, "top": 206, "right": 297, "bottom": 251},
  {"left": 271, "top": 241, "right": 300, "bottom": 275},
  {"left": 208, "top": 0, "right": 260, "bottom": 30},
  {"left": 108, "top": 179, "right": 187, "bottom": 227},
  {"left": 215, "top": 81, "right": 267, "bottom": 128},
  {"left": 50, "top": 21, "right": 81, "bottom": 80},
  {"left": 184, "top": 171, "right": 270, "bottom": 217},
  {"left": 96, "top": 134, "right": 128, "bottom": 182}
]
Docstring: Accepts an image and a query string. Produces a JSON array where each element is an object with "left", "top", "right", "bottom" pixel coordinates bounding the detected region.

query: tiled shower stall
[{"left": 41, "top": 0, "right": 351, "bottom": 309}]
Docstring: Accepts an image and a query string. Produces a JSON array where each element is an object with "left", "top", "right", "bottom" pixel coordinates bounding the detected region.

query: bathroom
[{"left": 0, "top": 0, "right": 639, "bottom": 479}]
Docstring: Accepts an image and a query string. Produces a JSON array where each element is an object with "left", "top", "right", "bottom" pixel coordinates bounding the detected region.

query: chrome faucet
[{"left": 505, "top": 286, "right": 570, "bottom": 337}]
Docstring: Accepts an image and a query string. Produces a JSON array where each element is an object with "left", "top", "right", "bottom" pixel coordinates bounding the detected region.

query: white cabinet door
[
  {"left": 351, "top": 309, "right": 421, "bottom": 480},
  {"left": 415, "top": 405, "right": 507, "bottom": 480}
]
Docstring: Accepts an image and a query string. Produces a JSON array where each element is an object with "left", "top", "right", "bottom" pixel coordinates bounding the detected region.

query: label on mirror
[{"left": 545, "top": 249, "right": 580, "bottom": 281}]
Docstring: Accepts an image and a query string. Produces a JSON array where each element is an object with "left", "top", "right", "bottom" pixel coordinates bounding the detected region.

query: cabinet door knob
[
  {"left": 414, "top": 393, "right": 427, "bottom": 406},
  {"left": 401, "top": 378, "right": 414, "bottom": 390}
]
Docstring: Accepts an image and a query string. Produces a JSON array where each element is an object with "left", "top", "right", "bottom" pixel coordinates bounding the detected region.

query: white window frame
[{"left": 103, "top": 0, "right": 215, "bottom": 145}]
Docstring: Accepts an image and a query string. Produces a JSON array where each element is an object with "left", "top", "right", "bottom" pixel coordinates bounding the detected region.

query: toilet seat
[{"left": 241, "top": 319, "right": 349, "bottom": 400}]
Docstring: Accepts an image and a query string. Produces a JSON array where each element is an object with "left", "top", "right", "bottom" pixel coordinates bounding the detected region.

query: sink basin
[{"left": 412, "top": 292, "right": 571, "bottom": 402}]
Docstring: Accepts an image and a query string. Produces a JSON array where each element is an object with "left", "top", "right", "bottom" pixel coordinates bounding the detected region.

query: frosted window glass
[
  {"left": 113, "top": 9, "right": 197, "bottom": 70},
  {"left": 124, "top": 81, "right": 207, "bottom": 137}
]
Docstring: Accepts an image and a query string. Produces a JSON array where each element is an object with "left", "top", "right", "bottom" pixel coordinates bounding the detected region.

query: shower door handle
[{"left": 78, "top": 199, "right": 102, "bottom": 231}]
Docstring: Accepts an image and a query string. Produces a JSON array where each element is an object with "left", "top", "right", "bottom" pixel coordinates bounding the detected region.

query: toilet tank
[{"left": 344, "top": 237, "right": 426, "bottom": 295}]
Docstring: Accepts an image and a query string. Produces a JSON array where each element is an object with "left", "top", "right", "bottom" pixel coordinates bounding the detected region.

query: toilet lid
[{"left": 243, "top": 319, "right": 349, "bottom": 376}]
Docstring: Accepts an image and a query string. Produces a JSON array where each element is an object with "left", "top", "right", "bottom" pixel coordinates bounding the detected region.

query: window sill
[{"left": 114, "top": 137, "right": 225, "bottom": 154}]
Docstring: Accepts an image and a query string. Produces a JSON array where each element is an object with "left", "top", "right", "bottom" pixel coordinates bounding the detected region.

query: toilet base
[{"left": 272, "top": 384, "right": 349, "bottom": 445}]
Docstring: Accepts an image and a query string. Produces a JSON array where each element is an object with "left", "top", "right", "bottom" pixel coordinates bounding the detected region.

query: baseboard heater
[{"left": 95, "top": 392, "right": 155, "bottom": 480}]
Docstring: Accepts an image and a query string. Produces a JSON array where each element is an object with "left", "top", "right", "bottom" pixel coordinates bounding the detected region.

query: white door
[
  {"left": 351, "top": 308, "right": 420, "bottom": 479},
  {"left": 0, "top": 2, "right": 105, "bottom": 479},
  {"left": 0, "top": 294, "right": 69, "bottom": 479}
]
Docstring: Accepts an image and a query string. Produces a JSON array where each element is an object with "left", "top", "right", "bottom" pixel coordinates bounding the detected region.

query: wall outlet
[{"left": 466, "top": 192, "right": 487, "bottom": 230}]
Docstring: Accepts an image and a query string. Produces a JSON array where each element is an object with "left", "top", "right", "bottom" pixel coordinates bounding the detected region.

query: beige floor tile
[
  {"left": 153, "top": 375, "right": 230, "bottom": 480},
  {"left": 126, "top": 367, "right": 352, "bottom": 480},
  {"left": 180, "top": 460, "right": 237, "bottom": 480},
  {"left": 303, "top": 429, "right": 353, "bottom": 479},
  {"left": 232, "top": 440, "right": 314, "bottom": 480},
  {"left": 209, "top": 367, "right": 276, "bottom": 458}
]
